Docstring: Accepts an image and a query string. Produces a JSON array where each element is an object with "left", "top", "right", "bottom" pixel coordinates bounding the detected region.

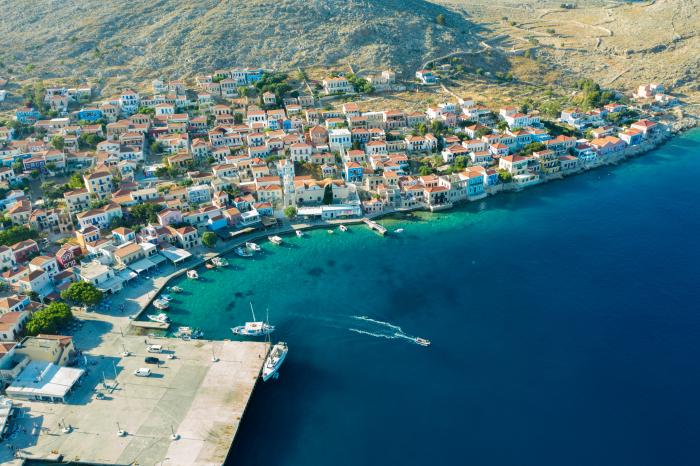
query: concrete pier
[
  {"left": 1, "top": 325, "right": 266, "bottom": 466},
  {"left": 363, "top": 218, "right": 388, "bottom": 235}
]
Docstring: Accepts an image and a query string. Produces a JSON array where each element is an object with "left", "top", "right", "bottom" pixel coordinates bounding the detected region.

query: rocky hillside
[{"left": 0, "top": 0, "right": 499, "bottom": 82}]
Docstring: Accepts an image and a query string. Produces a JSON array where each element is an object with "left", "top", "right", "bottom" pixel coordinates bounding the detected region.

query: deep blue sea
[{"left": 163, "top": 129, "right": 700, "bottom": 466}]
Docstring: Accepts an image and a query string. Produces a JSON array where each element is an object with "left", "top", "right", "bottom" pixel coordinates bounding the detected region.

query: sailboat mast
[{"left": 250, "top": 302, "right": 256, "bottom": 321}]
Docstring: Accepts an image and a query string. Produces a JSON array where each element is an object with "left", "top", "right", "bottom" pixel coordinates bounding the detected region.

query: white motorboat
[
  {"left": 153, "top": 299, "right": 170, "bottom": 310},
  {"left": 246, "top": 242, "right": 261, "bottom": 252},
  {"left": 147, "top": 313, "right": 170, "bottom": 324},
  {"left": 394, "top": 228, "right": 404, "bottom": 234},
  {"left": 414, "top": 337, "right": 431, "bottom": 347},
  {"left": 160, "top": 294, "right": 174, "bottom": 302},
  {"left": 186, "top": 270, "right": 199, "bottom": 279},
  {"left": 262, "top": 342, "right": 288, "bottom": 381},
  {"left": 339, "top": 225, "right": 348, "bottom": 232},
  {"left": 211, "top": 257, "right": 229, "bottom": 267},
  {"left": 231, "top": 303, "right": 275, "bottom": 337},
  {"left": 169, "top": 286, "right": 183, "bottom": 293},
  {"left": 175, "top": 326, "right": 204, "bottom": 339},
  {"left": 268, "top": 235, "right": 283, "bottom": 245},
  {"left": 327, "top": 229, "right": 334, "bottom": 234},
  {"left": 295, "top": 230, "right": 304, "bottom": 238},
  {"left": 235, "top": 246, "right": 253, "bottom": 257}
]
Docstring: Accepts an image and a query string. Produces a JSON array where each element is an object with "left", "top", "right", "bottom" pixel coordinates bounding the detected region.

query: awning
[
  {"left": 128, "top": 258, "right": 157, "bottom": 274},
  {"left": 159, "top": 247, "right": 192, "bottom": 264},
  {"left": 117, "top": 269, "right": 138, "bottom": 282}
]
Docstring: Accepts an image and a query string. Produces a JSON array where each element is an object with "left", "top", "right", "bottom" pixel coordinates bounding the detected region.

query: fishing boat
[
  {"left": 394, "top": 228, "right": 404, "bottom": 234},
  {"left": 169, "top": 286, "right": 183, "bottom": 293},
  {"left": 245, "top": 242, "right": 261, "bottom": 252},
  {"left": 268, "top": 235, "right": 283, "bottom": 245},
  {"left": 186, "top": 270, "right": 199, "bottom": 279},
  {"left": 212, "top": 257, "right": 229, "bottom": 267},
  {"left": 414, "top": 337, "right": 431, "bottom": 347},
  {"left": 262, "top": 341, "right": 288, "bottom": 381},
  {"left": 339, "top": 225, "right": 348, "bottom": 232},
  {"left": 152, "top": 299, "right": 170, "bottom": 310},
  {"left": 147, "top": 313, "right": 170, "bottom": 324},
  {"left": 295, "top": 230, "right": 304, "bottom": 238},
  {"left": 235, "top": 246, "right": 253, "bottom": 257},
  {"left": 231, "top": 303, "right": 275, "bottom": 337}
]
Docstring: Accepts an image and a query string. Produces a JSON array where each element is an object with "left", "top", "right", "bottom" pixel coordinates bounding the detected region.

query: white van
[
  {"left": 134, "top": 368, "right": 151, "bottom": 377},
  {"left": 147, "top": 345, "right": 162, "bottom": 353}
]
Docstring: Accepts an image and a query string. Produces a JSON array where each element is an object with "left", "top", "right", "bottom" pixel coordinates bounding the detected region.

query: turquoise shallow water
[{"left": 159, "top": 130, "right": 700, "bottom": 466}]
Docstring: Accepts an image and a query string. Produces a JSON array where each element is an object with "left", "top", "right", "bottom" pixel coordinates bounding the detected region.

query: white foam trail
[
  {"left": 351, "top": 315, "right": 404, "bottom": 332},
  {"left": 348, "top": 328, "right": 398, "bottom": 340}
]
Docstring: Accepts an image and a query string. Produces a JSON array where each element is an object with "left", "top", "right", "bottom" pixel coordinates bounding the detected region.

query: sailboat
[
  {"left": 231, "top": 303, "right": 275, "bottom": 337},
  {"left": 262, "top": 341, "right": 288, "bottom": 381}
]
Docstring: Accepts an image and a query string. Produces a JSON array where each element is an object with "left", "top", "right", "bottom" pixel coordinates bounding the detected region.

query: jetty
[
  {"left": 130, "top": 320, "right": 171, "bottom": 330},
  {"left": 363, "top": 218, "right": 387, "bottom": 235}
]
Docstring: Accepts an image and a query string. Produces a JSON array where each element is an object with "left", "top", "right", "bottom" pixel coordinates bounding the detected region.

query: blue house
[
  {"left": 485, "top": 169, "right": 499, "bottom": 187},
  {"left": 245, "top": 68, "right": 264, "bottom": 84},
  {"left": 15, "top": 108, "right": 41, "bottom": 124},
  {"left": 76, "top": 108, "right": 103, "bottom": 122},
  {"left": 207, "top": 215, "right": 228, "bottom": 231},
  {"left": 344, "top": 162, "right": 363, "bottom": 183}
]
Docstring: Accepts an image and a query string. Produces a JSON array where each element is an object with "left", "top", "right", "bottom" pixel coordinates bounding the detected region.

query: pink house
[{"left": 157, "top": 208, "right": 183, "bottom": 227}]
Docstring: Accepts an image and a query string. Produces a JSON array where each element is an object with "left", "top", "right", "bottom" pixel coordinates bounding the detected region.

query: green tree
[
  {"left": 497, "top": 169, "right": 513, "bottom": 183},
  {"left": 25, "top": 302, "right": 73, "bottom": 335},
  {"left": 12, "top": 160, "right": 24, "bottom": 175},
  {"left": 202, "top": 232, "right": 218, "bottom": 248},
  {"left": 284, "top": 206, "right": 298, "bottom": 220},
  {"left": 130, "top": 203, "right": 163, "bottom": 224},
  {"left": 0, "top": 226, "right": 39, "bottom": 246},
  {"left": 68, "top": 172, "right": 85, "bottom": 189},
  {"left": 60, "top": 281, "right": 103, "bottom": 306},
  {"left": 453, "top": 156, "right": 468, "bottom": 170},
  {"left": 322, "top": 184, "right": 334, "bottom": 205},
  {"left": 50, "top": 135, "right": 65, "bottom": 150}
]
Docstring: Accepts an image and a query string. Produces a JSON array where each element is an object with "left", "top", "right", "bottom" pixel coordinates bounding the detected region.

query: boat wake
[{"left": 348, "top": 315, "right": 422, "bottom": 344}]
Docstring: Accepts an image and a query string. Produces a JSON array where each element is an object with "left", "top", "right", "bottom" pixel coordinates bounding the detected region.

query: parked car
[
  {"left": 147, "top": 345, "right": 162, "bottom": 353},
  {"left": 134, "top": 368, "right": 151, "bottom": 377},
  {"left": 145, "top": 356, "right": 160, "bottom": 364}
]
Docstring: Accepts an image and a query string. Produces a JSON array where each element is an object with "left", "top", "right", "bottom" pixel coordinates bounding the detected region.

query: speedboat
[
  {"left": 235, "top": 246, "right": 253, "bottom": 257},
  {"left": 262, "top": 342, "right": 288, "bottom": 381},
  {"left": 187, "top": 270, "right": 199, "bottom": 279},
  {"left": 394, "top": 228, "right": 404, "bottom": 234},
  {"left": 170, "top": 286, "right": 183, "bottom": 293},
  {"left": 147, "top": 313, "right": 170, "bottom": 324},
  {"left": 246, "top": 242, "right": 261, "bottom": 252},
  {"left": 268, "top": 235, "right": 283, "bottom": 245},
  {"left": 231, "top": 321, "right": 275, "bottom": 337},
  {"left": 212, "top": 257, "right": 229, "bottom": 267},
  {"left": 339, "top": 225, "right": 348, "bottom": 232},
  {"left": 414, "top": 337, "right": 431, "bottom": 347},
  {"left": 153, "top": 299, "right": 170, "bottom": 310},
  {"left": 295, "top": 230, "right": 304, "bottom": 238}
]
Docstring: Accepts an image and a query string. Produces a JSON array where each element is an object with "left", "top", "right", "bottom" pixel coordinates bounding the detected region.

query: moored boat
[
  {"left": 268, "top": 235, "right": 283, "bottom": 245},
  {"left": 262, "top": 342, "right": 288, "bottom": 381},
  {"left": 205, "top": 262, "right": 215, "bottom": 269},
  {"left": 235, "top": 246, "right": 253, "bottom": 257},
  {"left": 327, "top": 229, "right": 334, "bottom": 234},
  {"left": 339, "top": 225, "right": 348, "bottom": 232},
  {"left": 187, "top": 270, "right": 199, "bottom": 279},
  {"left": 212, "top": 257, "right": 229, "bottom": 267},
  {"left": 295, "top": 230, "right": 304, "bottom": 238},
  {"left": 169, "top": 286, "right": 183, "bottom": 293},
  {"left": 147, "top": 313, "right": 170, "bottom": 323},
  {"left": 394, "top": 228, "right": 404, "bottom": 234},
  {"left": 153, "top": 299, "right": 170, "bottom": 310},
  {"left": 231, "top": 303, "right": 275, "bottom": 337},
  {"left": 160, "top": 294, "right": 173, "bottom": 302},
  {"left": 245, "top": 242, "right": 261, "bottom": 252}
]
